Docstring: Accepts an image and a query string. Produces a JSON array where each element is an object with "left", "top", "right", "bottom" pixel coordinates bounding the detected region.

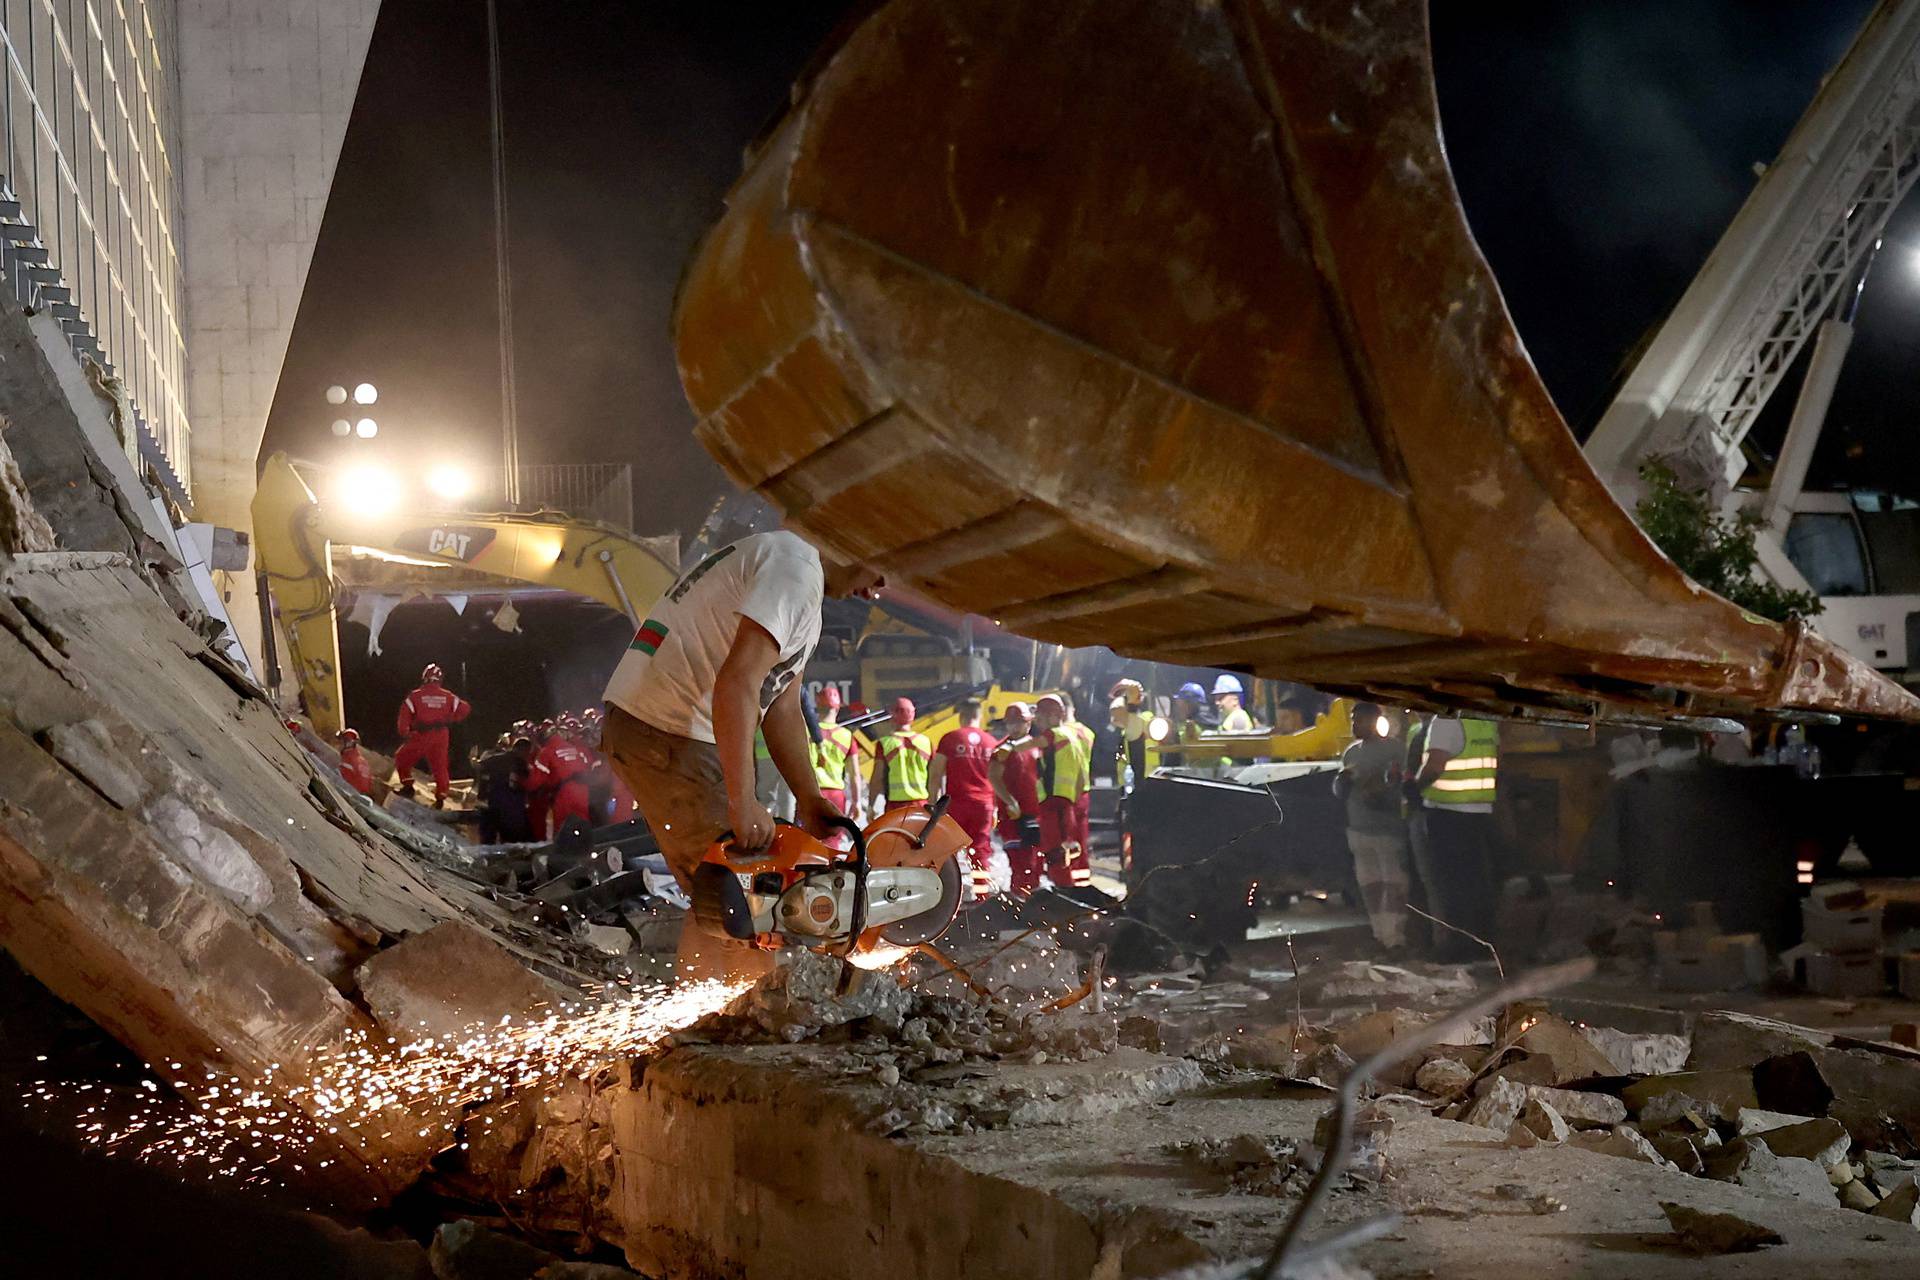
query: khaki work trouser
[{"left": 602, "top": 706, "right": 776, "bottom": 985}]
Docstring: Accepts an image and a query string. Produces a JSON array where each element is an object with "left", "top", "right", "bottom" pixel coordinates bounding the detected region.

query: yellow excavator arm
[{"left": 252, "top": 452, "right": 679, "bottom": 739}]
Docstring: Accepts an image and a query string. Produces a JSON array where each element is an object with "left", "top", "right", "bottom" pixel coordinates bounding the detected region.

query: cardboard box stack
[
  {"left": 1795, "top": 882, "right": 1886, "bottom": 997},
  {"left": 1652, "top": 901, "right": 1769, "bottom": 993}
]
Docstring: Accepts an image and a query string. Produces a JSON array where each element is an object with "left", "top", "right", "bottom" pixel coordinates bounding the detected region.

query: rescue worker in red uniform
[
  {"left": 531, "top": 714, "right": 596, "bottom": 838},
  {"left": 929, "top": 698, "right": 1000, "bottom": 901},
  {"left": 393, "top": 663, "right": 472, "bottom": 807},
  {"left": 336, "top": 728, "right": 374, "bottom": 796},
  {"left": 989, "top": 703, "right": 1046, "bottom": 896},
  {"left": 1032, "top": 694, "right": 1093, "bottom": 889},
  {"left": 871, "top": 697, "right": 934, "bottom": 814},
  {"left": 809, "top": 686, "right": 862, "bottom": 847}
]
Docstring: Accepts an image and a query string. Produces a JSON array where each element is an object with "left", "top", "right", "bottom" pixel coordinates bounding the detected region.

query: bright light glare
[
  {"left": 353, "top": 382, "right": 378, "bottom": 405},
  {"left": 329, "top": 419, "right": 351, "bottom": 437},
  {"left": 354, "top": 418, "right": 378, "bottom": 439},
  {"left": 426, "top": 464, "right": 474, "bottom": 502},
  {"left": 324, "top": 385, "right": 347, "bottom": 405},
  {"left": 338, "top": 465, "right": 400, "bottom": 518},
  {"left": 1148, "top": 715, "right": 1170, "bottom": 743},
  {"left": 1375, "top": 714, "right": 1392, "bottom": 737}
]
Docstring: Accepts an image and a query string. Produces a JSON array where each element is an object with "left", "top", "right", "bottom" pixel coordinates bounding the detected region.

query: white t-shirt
[{"left": 603, "top": 531, "right": 823, "bottom": 744}]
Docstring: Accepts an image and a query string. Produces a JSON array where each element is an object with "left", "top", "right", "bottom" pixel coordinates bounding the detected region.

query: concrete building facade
[{"left": 0, "top": 0, "right": 378, "bottom": 536}]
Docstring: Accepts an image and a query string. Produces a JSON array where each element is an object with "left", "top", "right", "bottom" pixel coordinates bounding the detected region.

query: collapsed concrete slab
[{"left": 0, "top": 549, "right": 623, "bottom": 1196}]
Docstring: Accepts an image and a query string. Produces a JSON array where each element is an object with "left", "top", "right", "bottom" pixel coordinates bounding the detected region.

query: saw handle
[
  {"left": 914, "top": 795, "right": 951, "bottom": 848},
  {"left": 824, "top": 814, "right": 872, "bottom": 958}
]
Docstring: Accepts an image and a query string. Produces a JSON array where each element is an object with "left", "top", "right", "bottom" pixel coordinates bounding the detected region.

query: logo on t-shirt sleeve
[{"left": 630, "top": 617, "right": 669, "bottom": 655}]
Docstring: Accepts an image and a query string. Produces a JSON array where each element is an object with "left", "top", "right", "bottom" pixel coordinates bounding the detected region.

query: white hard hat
[{"left": 1211, "top": 673, "right": 1244, "bottom": 696}]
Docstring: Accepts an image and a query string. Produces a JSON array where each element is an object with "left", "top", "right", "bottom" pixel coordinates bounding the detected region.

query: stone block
[
  {"left": 1705, "top": 1138, "right": 1841, "bottom": 1206},
  {"left": 1579, "top": 1023, "right": 1690, "bottom": 1076},
  {"left": 1622, "top": 1069, "right": 1758, "bottom": 1121},
  {"left": 1516, "top": 1097, "right": 1571, "bottom": 1144},
  {"left": 1750, "top": 1117, "right": 1851, "bottom": 1169},
  {"left": 356, "top": 921, "right": 576, "bottom": 1044},
  {"left": 1871, "top": 1178, "right": 1920, "bottom": 1226},
  {"left": 1515, "top": 1014, "right": 1618, "bottom": 1084},
  {"left": 1567, "top": 1125, "right": 1669, "bottom": 1166},
  {"left": 1688, "top": 1010, "right": 1831, "bottom": 1071}
]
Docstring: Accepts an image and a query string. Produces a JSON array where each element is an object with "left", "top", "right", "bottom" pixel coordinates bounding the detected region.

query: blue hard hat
[{"left": 1176, "top": 681, "right": 1208, "bottom": 703}]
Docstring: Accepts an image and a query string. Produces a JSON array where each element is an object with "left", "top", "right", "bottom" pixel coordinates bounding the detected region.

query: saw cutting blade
[{"left": 879, "top": 855, "right": 963, "bottom": 945}]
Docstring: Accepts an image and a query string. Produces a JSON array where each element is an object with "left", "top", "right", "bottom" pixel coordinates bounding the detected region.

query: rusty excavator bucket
[{"left": 674, "top": 0, "right": 1920, "bottom": 725}]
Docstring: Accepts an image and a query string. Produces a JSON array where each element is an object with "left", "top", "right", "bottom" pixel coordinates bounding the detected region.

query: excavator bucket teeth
[{"left": 674, "top": 0, "right": 1920, "bottom": 725}]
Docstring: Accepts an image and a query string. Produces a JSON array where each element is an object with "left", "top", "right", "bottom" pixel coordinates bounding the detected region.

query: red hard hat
[
  {"left": 1002, "top": 702, "right": 1032, "bottom": 722},
  {"left": 891, "top": 697, "right": 916, "bottom": 725},
  {"left": 816, "top": 685, "right": 843, "bottom": 711},
  {"left": 337, "top": 728, "right": 360, "bottom": 744},
  {"left": 422, "top": 663, "right": 444, "bottom": 683},
  {"left": 1035, "top": 694, "right": 1065, "bottom": 714}
]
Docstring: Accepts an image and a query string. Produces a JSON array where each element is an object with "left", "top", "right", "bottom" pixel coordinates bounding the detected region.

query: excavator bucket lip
[{"left": 672, "top": 0, "right": 1920, "bottom": 726}]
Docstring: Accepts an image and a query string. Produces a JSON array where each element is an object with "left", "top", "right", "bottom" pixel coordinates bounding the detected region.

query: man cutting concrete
[{"left": 600, "top": 530, "right": 883, "bottom": 978}]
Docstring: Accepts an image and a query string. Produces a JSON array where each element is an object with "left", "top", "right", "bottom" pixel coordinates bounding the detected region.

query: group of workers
[
  {"left": 316, "top": 524, "right": 1523, "bottom": 987},
  {"left": 331, "top": 662, "right": 471, "bottom": 804},
  {"left": 1336, "top": 703, "right": 1500, "bottom": 962},
  {"left": 795, "top": 687, "right": 1099, "bottom": 902},
  {"left": 332, "top": 665, "right": 638, "bottom": 843}
]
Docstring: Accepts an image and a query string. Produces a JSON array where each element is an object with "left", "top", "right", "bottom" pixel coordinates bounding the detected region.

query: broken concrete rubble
[
  {"left": 1705, "top": 1138, "right": 1839, "bottom": 1205},
  {"left": 1659, "top": 1201, "right": 1784, "bottom": 1254},
  {"left": 1750, "top": 1117, "right": 1852, "bottom": 1168},
  {"left": 357, "top": 920, "right": 580, "bottom": 1044},
  {"left": 1871, "top": 1178, "right": 1920, "bottom": 1225},
  {"left": 1463, "top": 1076, "right": 1626, "bottom": 1132},
  {"left": 1568, "top": 1124, "right": 1671, "bottom": 1166}
]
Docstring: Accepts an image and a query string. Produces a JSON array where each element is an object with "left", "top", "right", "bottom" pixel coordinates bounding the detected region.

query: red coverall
[
  {"left": 935, "top": 727, "right": 1000, "bottom": 901},
  {"left": 1035, "top": 728, "right": 1093, "bottom": 889},
  {"left": 338, "top": 746, "right": 374, "bottom": 796},
  {"left": 393, "top": 683, "right": 471, "bottom": 801},
  {"left": 995, "top": 742, "right": 1045, "bottom": 896},
  {"left": 529, "top": 736, "right": 595, "bottom": 838}
]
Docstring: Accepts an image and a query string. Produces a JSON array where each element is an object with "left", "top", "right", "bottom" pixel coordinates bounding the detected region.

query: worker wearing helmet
[
  {"left": 1170, "top": 681, "right": 1211, "bottom": 743},
  {"left": 530, "top": 721, "right": 596, "bottom": 838},
  {"left": 599, "top": 530, "right": 885, "bottom": 981},
  {"left": 870, "top": 697, "right": 934, "bottom": 814},
  {"left": 990, "top": 703, "right": 1045, "bottom": 895},
  {"left": 1108, "top": 679, "right": 1152, "bottom": 783},
  {"left": 809, "top": 685, "right": 862, "bottom": 844},
  {"left": 1211, "top": 674, "right": 1255, "bottom": 734},
  {"left": 336, "top": 728, "right": 374, "bottom": 796},
  {"left": 393, "top": 663, "right": 472, "bottom": 807},
  {"left": 1031, "top": 694, "right": 1092, "bottom": 888}
]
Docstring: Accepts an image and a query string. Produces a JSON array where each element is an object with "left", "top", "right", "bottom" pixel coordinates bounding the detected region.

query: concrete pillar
[{"left": 177, "top": 0, "right": 382, "bottom": 664}]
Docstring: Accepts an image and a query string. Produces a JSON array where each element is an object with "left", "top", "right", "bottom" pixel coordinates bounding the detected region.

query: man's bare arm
[
  {"left": 765, "top": 682, "right": 835, "bottom": 842},
  {"left": 713, "top": 617, "right": 783, "bottom": 848},
  {"left": 928, "top": 750, "right": 948, "bottom": 799}
]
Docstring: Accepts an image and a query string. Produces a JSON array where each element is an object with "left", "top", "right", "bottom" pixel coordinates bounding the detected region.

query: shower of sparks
[
  {"left": 23, "top": 978, "right": 750, "bottom": 1193},
  {"left": 846, "top": 944, "right": 914, "bottom": 971}
]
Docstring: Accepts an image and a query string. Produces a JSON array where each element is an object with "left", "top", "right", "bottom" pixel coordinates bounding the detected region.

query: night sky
[{"left": 263, "top": 0, "right": 1904, "bottom": 542}]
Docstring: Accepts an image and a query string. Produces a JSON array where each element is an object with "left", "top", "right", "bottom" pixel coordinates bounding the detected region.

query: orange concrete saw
[{"left": 690, "top": 799, "right": 971, "bottom": 955}]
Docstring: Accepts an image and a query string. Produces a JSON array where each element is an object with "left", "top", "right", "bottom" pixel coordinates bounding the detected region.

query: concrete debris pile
[
  {"left": 672, "top": 945, "right": 1149, "bottom": 1140},
  {"left": 1413, "top": 1005, "right": 1920, "bottom": 1227}
]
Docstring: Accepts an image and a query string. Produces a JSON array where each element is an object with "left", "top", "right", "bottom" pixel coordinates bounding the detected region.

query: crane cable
[{"left": 486, "top": 0, "right": 521, "bottom": 506}]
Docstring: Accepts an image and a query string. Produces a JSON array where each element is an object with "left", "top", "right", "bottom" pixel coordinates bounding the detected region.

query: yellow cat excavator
[
  {"left": 251, "top": 452, "right": 680, "bottom": 739},
  {"left": 672, "top": 0, "right": 1920, "bottom": 728}
]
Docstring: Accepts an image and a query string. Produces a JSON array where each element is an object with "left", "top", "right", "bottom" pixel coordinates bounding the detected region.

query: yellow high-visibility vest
[
  {"left": 1423, "top": 718, "right": 1498, "bottom": 807},
  {"left": 811, "top": 724, "right": 856, "bottom": 791},
  {"left": 877, "top": 730, "right": 933, "bottom": 802},
  {"left": 1043, "top": 724, "right": 1091, "bottom": 801}
]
